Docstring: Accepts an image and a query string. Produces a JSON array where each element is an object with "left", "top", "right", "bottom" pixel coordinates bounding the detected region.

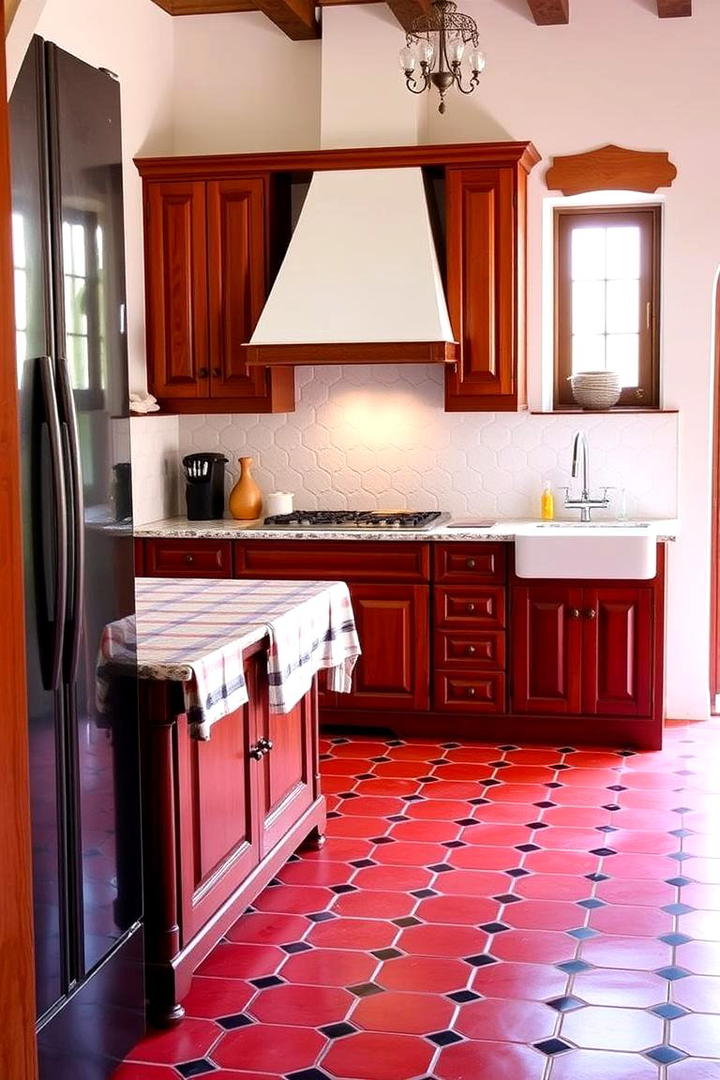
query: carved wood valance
[{"left": 545, "top": 145, "right": 677, "bottom": 196}]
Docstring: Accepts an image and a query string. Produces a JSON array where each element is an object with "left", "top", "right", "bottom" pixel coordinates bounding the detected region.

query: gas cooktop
[{"left": 262, "top": 510, "right": 450, "bottom": 531}]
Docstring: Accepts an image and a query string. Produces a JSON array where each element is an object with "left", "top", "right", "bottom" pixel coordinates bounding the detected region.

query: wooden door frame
[
  {"left": 711, "top": 274, "right": 720, "bottom": 712},
  {"left": 0, "top": 3, "right": 38, "bottom": 1075}
]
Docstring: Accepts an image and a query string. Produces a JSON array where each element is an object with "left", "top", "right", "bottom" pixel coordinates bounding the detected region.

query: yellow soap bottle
[{"left": 541, "top": 482, "right": 554, "bottom": 521}]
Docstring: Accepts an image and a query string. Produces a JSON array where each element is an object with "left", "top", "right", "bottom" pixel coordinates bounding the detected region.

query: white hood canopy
[{"left": 245, "top": 166, "right": 458, "bottom": 366}]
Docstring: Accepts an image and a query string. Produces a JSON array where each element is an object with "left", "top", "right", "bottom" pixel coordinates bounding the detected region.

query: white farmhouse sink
[{"left": 514, "top": 522, "right": 657, "bottom": 580}]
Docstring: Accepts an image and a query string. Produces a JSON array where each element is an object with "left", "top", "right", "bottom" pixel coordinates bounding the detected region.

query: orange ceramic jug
[{"left": 228, "top": 456, "right": 263, "bottom": 520}]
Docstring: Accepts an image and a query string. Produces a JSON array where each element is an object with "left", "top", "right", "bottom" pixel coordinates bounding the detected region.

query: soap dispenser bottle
[{"left": 541, "top": 481, "right": 554, "bottom": 521}]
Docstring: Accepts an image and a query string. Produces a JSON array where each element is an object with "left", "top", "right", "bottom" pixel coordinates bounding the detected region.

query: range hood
[{"left": 245, "top": 167, "right": 458, "bottom": 367}]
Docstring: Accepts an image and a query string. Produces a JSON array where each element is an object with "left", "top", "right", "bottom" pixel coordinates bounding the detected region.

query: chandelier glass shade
[{"left": 399, "top": 0, "right": 486, "bottom": 114}]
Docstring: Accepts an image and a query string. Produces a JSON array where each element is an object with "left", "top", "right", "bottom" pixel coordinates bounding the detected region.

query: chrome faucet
[{"left": 563, "top": 431, "right": 610, "bottom": 522}]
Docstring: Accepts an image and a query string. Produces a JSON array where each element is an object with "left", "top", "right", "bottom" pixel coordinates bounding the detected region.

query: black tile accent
[
  {"left": 337, "top": 791, "right": 361, "bottom": 800},
  {"left": 672, "top": 806, "right": 693, "bottom": 814},
  {"left": 217, "top": 1012, "right": 254, "bottom": 1030},
  {"left": 307, "top": 912, "right": 336, "bottom": 924},
  {"left": 319, "top": 753, "right": 332, "bottom": 760},
  {"left": 478, "top": 922, "right": 510, "bottom": 934},
  {"left": 585, "top": 872, "right": 610, "bottom": 882},
  {"left": 177, "top": 1060, "right": 217, "bottom": 1078},
  {"left": 385, "top": 739, "right": 405, "bottom": 746},
  {"left": 654, "top": 965, "right": 691, "bottom": 981},
  {"left": 533, "top": 801, "right": 556, "bottom": 809},
  {"left": 330, "top": 737, "right": 350, "bottom": 744},
  {"left": 659, "top": 933, "right": 693, "bottom": 948},
  {"left": 494, "top": 893, "right": 523, "bottom": 904},
  {"left": 533, "top": 1038, "right": 573, "bottom": 1056},
  {"left": 498, "top": 744, "right": 519, "bottom": 751},
  {"left": 557, "top": 960, "right": 593, "bottom": 975},
  {"left": 470, "top": 798, "right": 491, "bottom": 805},
  {"left": 645, "top": 1046, "right": 687, "bottom": 1065},
  {"left": 350, "top": 859, "right": 376, "bottom": 869},
  {"left": 552, "top": 763, "right": 571, "bottom": 770},
  {"left": 427, "top": 863, "right": 454, "bottom": 873},
  {"left": 665, "top": 876, "right": 693, "bottom": 888},
  {"left": 669, "top": 828, "right": 694, "bottom": 839},
  {"left": 567, "top": 927, "right": 597, "bottom": 940},
  {"left": 447, "top": 989, "right": 481, "bottom": 1003},
  {"left": 617, "top": 749, "right": 636, "bottom": 757},
  {"left": 250, "top": 974, "right": 285, "bottom": 988},
  {"left": 441, "top": 742, "right": 462, "bottom": 749},
  {"left": 455, "top": 818, "right": 478, "bottom": 826},
  {"left": 387, "top": 814, "right": 410, "bottom": 822},
  {"left": 607, "top": 785, "right": 627, "bottom": 792},
  {"left": 348, "top": 982, "right": 384, "bottom": 997},
  {"left": 547, "top": 995, "right": 586, "bottom": 1013},
  {"left": 370, "top": 756, "right": 391, "bottom": 763},
  {"left": 330, "top": 884, "right": 358, "bottom": 894},
  {"left": 545, "top": 782, "right": 563, "bottom": 789},
  {"left": 577, "top": 898, "right": 605, "bottom": 910},
  {"left": 651, "top": 1002, "right": 688, "bottom": 1019},
  {"left": 393, "top": 916, "right": 422, "bottom": 927},
  {"left": 595, "top": 825, "right": 618, "bottom": 834},
  {"left": 556, "top": 747, "right": 576, "bottom": 754},
  {"left": 372, "top": 947, "right": 403, "bottom": 961},
  {"left": 482, "top": 779, "right": 502, "bottom": 787},
  {"left": 287, "top": 1069, "right": 333, "bottom": 1080},
  {"left": 418, "top": 776, "right": 439, "bottom": 783},
  {"left": 668, "top": 851, "right": 692, "bottom": 862},
  {"left": 429, "top": 758, "right": 449, "bottom": 766},
  {"left": 514, "top": 843, "right": 540, "bottom": 852},
  {"left": 427, "top": 1030, "right": 464, "bottom": 1046},
  {"left": 602, "top": 804, "right": 621, "bottom": 812},
  {"left": 267, "top": 878, "right": 282, "bottom": 887},
  {"left": 281, "top": 941, "right": 313, "bottom": 954},
  {"left": 464, "top": 953, "right": 498, "bottom": 967},
  {"left": 326, "top": 811, "right": 342, "bottom": 819},
  {"left": 411, "top": 888, "right": 438, "bottom": 899},
  {"left": 589, "top": 847, "right": 617, "bottom": 857},
  {"left": 355, "top": 773, "right": 376, "bottom": 781},
  {"left": 662, "top": 902, "right": 695, "bottom": 916},
  {"left": 505, "top": 867, "right": 531, "bottom": 878},
  {"left": 402, "top": 795, "right": 424, "bottom": 802},
  {"left": 525, "top": 822, "right": 549, "bottom": 830},
  {"left": 442, "top": 840, "right": 466, "bottom": 849},
  {"left": 370, "top": 836, "right": 395, "bottom": 845},
  {"left": 489, "top": 760, "right": 510, "bottom": 768},
  {"left": 320, "top": 1022, "right": 357, "bottom": 1039}
]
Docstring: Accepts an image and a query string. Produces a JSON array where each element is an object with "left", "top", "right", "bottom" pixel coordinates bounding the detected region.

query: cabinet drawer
[
  {"left": 144, "top": 538, "right": 233, "bottom": 577},
  {"left": 234, "top": 541, "right": 430, "bottom": 583},
  {"left": 434, "top": 586, "right": 506, "bottom": 629},
  {"left": 435, "top": 630, "right": 506, "bottom": 670},
  {"left": 434, "top": 672, "right": 506, "bottom": 712},
  {"left": 433, "top": 543, "right": 507, "bottom": 584}
]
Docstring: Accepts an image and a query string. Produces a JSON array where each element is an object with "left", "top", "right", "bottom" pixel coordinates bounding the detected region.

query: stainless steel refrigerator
[{"left": 10, "top": 35, "right": 144, "bottom": 1079}]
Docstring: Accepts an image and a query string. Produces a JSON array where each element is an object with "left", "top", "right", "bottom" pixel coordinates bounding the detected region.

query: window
[{"left": 554, "top": 205, "right": 661, "bottom": 408}]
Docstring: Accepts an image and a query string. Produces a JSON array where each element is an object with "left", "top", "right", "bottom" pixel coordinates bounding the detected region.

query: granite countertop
[{"left": 134, "top": 516, "right": 679, "bottom": 543}]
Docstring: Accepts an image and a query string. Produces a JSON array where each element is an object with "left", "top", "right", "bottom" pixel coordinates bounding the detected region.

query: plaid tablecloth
[{"left": 98, "top": 578, "right": 360, "bottom": 740}]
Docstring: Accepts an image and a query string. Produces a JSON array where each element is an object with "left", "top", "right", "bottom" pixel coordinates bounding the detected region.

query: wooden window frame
[{"left": 554, "top": 204, "right": 661, "bottom": 409}]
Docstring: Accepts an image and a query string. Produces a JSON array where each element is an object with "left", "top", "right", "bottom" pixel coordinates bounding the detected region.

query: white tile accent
[{"left": 178, "top": 366, "right": 678, "bottom": 522}]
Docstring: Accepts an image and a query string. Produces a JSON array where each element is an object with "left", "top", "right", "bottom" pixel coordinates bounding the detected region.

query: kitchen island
[{"left": 110, "top": 577, "right": 360, "bottom": 1025}]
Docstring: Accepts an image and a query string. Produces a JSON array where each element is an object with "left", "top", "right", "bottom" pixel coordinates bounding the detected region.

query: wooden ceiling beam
[
  {"left": 526, "top": 0, "right": 569, "bottom": 25},
  {"left": 253, "top": 0, "right": 319, "bottom": 38},
  {"left": 656, "top": 0, "right": 691, "bottom": 16},
  {"left": 386, "top": 0, "right": 431, "bottom": 33}
]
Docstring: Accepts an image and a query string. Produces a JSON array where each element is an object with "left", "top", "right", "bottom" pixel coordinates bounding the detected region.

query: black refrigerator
[{"left": 10, "top": 35, "right": 144, "bottom": 1080}]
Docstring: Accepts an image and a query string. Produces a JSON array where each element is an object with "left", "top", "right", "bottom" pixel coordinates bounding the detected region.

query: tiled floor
[{"left": 116, "top": 720, "right": 720, "bottom": 1080}]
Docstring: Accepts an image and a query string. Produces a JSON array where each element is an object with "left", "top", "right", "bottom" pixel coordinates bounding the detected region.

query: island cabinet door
[
  {"left": 176, "top": 696, "right": 259, "bottom": 945},
  {"left": 340, "top": 584, "right": 430, "bottom": 711},
  {"left": 511, "top": 584, "right": 584, "bottom": 715},
  {"left": 251, "top": 667, "right": 317, "bottom": 858},
  {"left": 582, "top": 586, "right": 654, "bottom": 718}
]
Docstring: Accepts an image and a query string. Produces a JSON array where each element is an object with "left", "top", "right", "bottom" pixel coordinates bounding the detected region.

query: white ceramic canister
[{"left": 264, "top": 491, "right": 294, "bottom": 517}]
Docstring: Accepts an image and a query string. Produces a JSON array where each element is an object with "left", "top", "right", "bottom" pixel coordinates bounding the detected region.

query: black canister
[
  {"left": 183, "top": 453, "right": 228, "bottom": 520},
  {"left": 112, "top": 462, "right": 132, "bottom": 521}
]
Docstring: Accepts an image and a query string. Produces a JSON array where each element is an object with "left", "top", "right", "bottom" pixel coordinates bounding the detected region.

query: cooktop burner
[{"left": 262, "top": 510, "right": 450, "bottom": 531}]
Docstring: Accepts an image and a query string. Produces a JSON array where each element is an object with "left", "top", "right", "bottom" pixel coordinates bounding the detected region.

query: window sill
[{"left": 532, "top": 408, "right": 677, "bottom": 415}]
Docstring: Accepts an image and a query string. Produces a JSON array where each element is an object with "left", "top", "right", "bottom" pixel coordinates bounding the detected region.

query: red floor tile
[
  {"left": 513, "top": 873, "right": 592, "bottom": 901},
  {"left": 125, "top": 1018, "right": 220, "bottom": 1063},
  {"left": 596, "top": 877, "right": 675, "bottom": 907},
  {"left": 549, "top": 1050, "right": 659, "bottom": 1079},
  {"left": 351, "top": 988, "right": 454, "bottom": 1034},
  {"left": 461, "top": 822, "right": 532, "bottom": 846},
  {"left": 431, "top": 867, "right": 509, "bottom": 896},
  {"left": 471, "top": 958, "right": 568, "bottom": 1000},
  {"left": 397, "top": 921, "right": 489, "bottom": 957},
  {"left": 195, "top": 942, "right": 285, "bottom": 981},
  {"left": 580, "top": 935, "right": 671, "bottom": 971},
  {"left": 414, "top": 893, "right": 501, "bottom": 925},
  {"left": 321, "top": 1030, "right": 434, "bottom": 1080},
  {"left": 387, "top": 818, "right": 461, "bottom": 842},
  {"left": 447, "top": 845, "right": 515, "bottom": 870},
  {"left": 325, "top": 814, "right": 390, "bottom": 838},
  {"left": 523, "top": 849, "right": 600, "bottom": 876},
  {"left": 489, "top": 928, "right": 576, "bottom": 965},
  {"left": 330, "top": 888, "right": 416, "bottom": 919},
  {"left": 572, "top": 967, "right": 668, "bottom": 1007},
  {"left": 249, "top": 983, "right": 352, "bottom": 1027},
  {"left": 680, "top": 909, "right": 720, "bottom": 941},
  {"left": 306, "top": 916, "right": 398, "bottom": 951},
  {"left": 560, "top": 1004, "right": 663, "bottom": 1052},
  {"left": 589, "top": 904, "right": 672, "bottom": 937},
  {"left": 252, "top": 884, "right": 335, "bottom": 914},
  {"left": 502, "top": 900, "right": 584, "bottom": 932},
  {"left": 370, "top": 839, "right": 448, "bottom": 866},
  {"left": 181, "top": 977, "right": 255, "bottom": 1019},
  {"left": 454, "top": 996, "right": 556, "bottom": 1042},
  {"left": 225, "top": 911, "right": 310, "bottom": 946},
  {"left": 213, "top": 1022, "right": 324, "bottom": 1073},
  {"left": 434, "top": 1039, "right": 547, "bottom": 1080},
  {"left": 403, "top": 798, "right": 471, "bottom": 820},
  {"left": 112, "top": 1067, "right": 179, "bottom": 1079},
  {"left": 677, "top": 940, "right": 720, "bottom": 977},
  {"left": 430, "top": 762, "right": 495, "bottom": 781},
  {"left": 279, "top": 947, "right": 377, "bottom": 987},
  {"left": 377, "top": 953, "right": 471, "bottom": 993},
  {"left": 352, "top": 777, "right": 420, "bottom": 797},
  {"left": 350, "top": 863, "right": 433, "bottom": 892}
]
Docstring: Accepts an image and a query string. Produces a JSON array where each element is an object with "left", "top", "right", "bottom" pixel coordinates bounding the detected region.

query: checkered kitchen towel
[{"left": 98, "top": 578, "right": 360, "bottom": 740}]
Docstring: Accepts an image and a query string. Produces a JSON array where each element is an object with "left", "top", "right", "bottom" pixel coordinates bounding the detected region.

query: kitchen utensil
[{"left": 183, "top": 453, "right": 227, "bottom": 520}]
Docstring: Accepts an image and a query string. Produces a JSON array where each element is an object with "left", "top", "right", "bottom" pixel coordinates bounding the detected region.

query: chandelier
[{"left": 399, "top": 0, "right": 486, "bottom": 114}]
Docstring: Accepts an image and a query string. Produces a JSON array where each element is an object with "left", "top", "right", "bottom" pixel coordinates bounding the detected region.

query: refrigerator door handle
[
  {"left": 38, "top": 355, "right": 69, "bottom": 691},
  {"left": 56, "top": 356, "right": 85, "bottom": 683}
]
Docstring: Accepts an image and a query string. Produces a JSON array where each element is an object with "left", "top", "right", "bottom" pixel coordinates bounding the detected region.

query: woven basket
[{"left": 569, "top": 371, "right": 622, "bottom": 410}]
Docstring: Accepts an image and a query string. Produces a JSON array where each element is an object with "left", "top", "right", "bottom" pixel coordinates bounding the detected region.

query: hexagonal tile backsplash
[{"left": 177, "top": 366, "right": 678, "bottom": 520}]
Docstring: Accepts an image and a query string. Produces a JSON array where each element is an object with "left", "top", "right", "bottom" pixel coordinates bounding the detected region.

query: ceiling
[{"left": 147, "top": 0, "right": 692, "bottom": 39}]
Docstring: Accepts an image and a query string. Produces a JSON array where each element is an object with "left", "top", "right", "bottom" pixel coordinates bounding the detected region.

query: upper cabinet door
[
  {"left": 145, "top": 180, "right": 209, "bottom": 400},
  {"left": 207, "top": 177, "right": 292, "bottom": 412},
  {"left": 582, "top": 586, "right": 654, "bottom": 718},
  {"left": 444, "top": 166, "right": 526, "bottom": 412}
]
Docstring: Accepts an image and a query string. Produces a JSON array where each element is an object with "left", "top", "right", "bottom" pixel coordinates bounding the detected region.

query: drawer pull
[
  {"left": 466, "top": 644, "right": 477, "bottom": 655},
  {"left": 198, "top": 366, "right": 209, "bottom": 379},
  {"left": 184, "top": 553, "right": 194, "bottom": 564},
  {"left": 466, "top": 686, "right": 477, "bottom": 698},
  {"left": 466, "top": 603, "right": 476, "bottom": 613},
  {"left": 568, "top": 607, "right": 580, "bottom": 619},
  {"left": 466, "top": 558, "right": 477, "bottom": 569},
  {"left": 584, "top": 608, "right": 597, "bottom": 620}
]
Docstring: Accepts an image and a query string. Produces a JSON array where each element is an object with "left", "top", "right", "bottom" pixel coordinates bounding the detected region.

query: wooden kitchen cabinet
[
  {"left": 141, "top": 644, "right": 324, "bottom": 1025},
  {"left": 143, "top": 175, "right": 293, "bottom": 413},
  {"left": 511, "top": 582, "right": 655, "bottom": 719}
]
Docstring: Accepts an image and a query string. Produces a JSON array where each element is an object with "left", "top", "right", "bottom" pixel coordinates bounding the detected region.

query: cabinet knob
[
  {"left": 584, "top": 608, "right": 597, "bottom": 620},
  {"left": 184, "top": 553, "right": 194, "bottom": 564},
  {"left": 466, "top": 686, "right": 477, "bottom": 698},
  {"left": 466, "top": 644, "right": 477, "bottom": 656},
  {"left": 249, "top": 743, "right": 263, "bottom": 761},
  {"left": 213, "top": 367, "right": 221, "bottom": 378},
  {"left": 466, "top": 558, "right": 477, "bottom": 569},
  {"left": 257, "top": 736, "right": 273, "bottom": 754},
  {"left": 568, "top": 607, "right": 580, "bottom": 619},
  {"left": 198, "top": 366, "right": 209, "bottom": 379},
  {"left": 466, "top": 603, "right": 476, "bottom": 613}
]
